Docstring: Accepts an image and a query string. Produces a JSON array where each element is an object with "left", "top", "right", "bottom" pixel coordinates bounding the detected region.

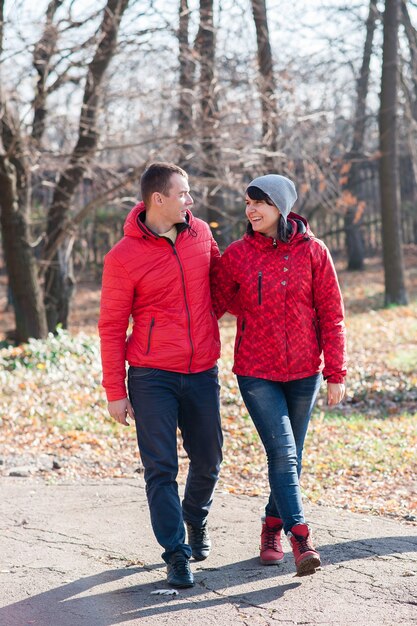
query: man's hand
[
  {"left": 107, "top": 398, "right": 135, "bottom": 426},
  {"left": 327, "top": 382, "right": 346, "bottom": 406}
]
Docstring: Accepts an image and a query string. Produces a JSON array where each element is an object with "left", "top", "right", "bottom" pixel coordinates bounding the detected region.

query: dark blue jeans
[
  {"left": 128, "top": 366, "right": 223, "bottom": 563},
  {"left": 237, "top": 373, "right": 322, "bottom": 533}
]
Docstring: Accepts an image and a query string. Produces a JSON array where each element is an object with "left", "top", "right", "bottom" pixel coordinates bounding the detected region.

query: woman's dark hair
[{"left": 246, "top": 185, "right": 289, "bottom": 242}]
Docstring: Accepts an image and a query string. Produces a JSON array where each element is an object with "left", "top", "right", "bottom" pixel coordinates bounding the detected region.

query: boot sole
[
  {"left": 167, "top": 579, "right": 195, "bottom": 588},
  {"left": 192, "top": 553, "right": 209, "bottom": 561},
  {"left": 296, "top": 555, "right": 321, "bottom": 576},
  {"left": 260, "top": 555, "right": 285, "bottom": 565}
]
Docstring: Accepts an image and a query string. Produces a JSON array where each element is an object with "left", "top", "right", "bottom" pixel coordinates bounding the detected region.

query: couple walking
[{"left": 98, "top": 161, "right": 347, "bottom": 587}]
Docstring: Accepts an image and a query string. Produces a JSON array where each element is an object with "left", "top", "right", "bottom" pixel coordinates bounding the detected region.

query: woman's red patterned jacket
[
  {"left": 212, "top": 213, "right": 347, "bottom": 384},
  {"left": 98, "top": 202, "right": 221, "bottom": 401}
]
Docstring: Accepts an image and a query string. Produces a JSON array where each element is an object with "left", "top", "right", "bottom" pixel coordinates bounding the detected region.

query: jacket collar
[{"left": 244, "top": 213, "right": 311, "bottom": 249}]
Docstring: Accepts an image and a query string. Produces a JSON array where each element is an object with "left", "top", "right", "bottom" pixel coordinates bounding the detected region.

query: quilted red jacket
[
  {"left": 212, "top": 214, "right": 347, "bottom": 383},
  {"left": 98, "top": 202, "right": 221, "bottom": 401}
]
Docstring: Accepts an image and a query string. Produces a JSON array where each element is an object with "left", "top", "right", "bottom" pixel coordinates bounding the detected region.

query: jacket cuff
[
  {"left": 105, "top": 388, "right": 128, "bottom": 402},
  {"left": 325, "top": 374, "right": 345, "bottom": 384}
]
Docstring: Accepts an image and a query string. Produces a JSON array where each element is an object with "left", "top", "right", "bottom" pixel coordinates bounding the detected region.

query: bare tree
[
  {"left": 401, "top": 0, "right": 417, "bottom": 187},
  {"left": 42, "top": 0, "right": 129, "bottom": 331},
  {"left": 32, "top": 0, "right": 64, "bottom": 145},
  {"left": 0, "top": 0, "right": 48, "bottom": 341},
  {"left": 2, "top": 0, "right": 416, "bottom": 329},
  {"left": 0, "top": 0, "right": 130, "bottom": 341},
  {"left": 178, "top": 0, "right": 196, "bottom": 169},
  {"left": 195, "top": 0, "right": 227, "bottom": 245},
  {"left": 402, "top": 1, "right": 417, "bottom": 113},
  {"left": 379, "top": 0, "right": 408, "bottom": 304},
  {"left": 250, "top": 0, "right": 279, "bottom": 171},
  {"left": 343, "top": 0, "right": 379, "bottom": 270}
]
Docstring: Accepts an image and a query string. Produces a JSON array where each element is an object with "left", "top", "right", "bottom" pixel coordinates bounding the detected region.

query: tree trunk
[
  {"left": 31, "top": 0, "right": 63, "bottom": 144},
  {"left": 250, "top": 0, "right": 279, "bottom": 171},
  {"left": 0, "top": 161, "right": 47, "bottom": 341},
  {"left": 344, "top": 197, "right": 365, "bottom": 270},
  {"left": 0, "top": 0, "right": 47, "bottom": 341},
  {"left": 402, "top": 1, "right": 417, "bottom": 119},
  {"left": 379, "top": 0, "right": 408, "bottom": 305},
  {"left": 401, "top": 1, "right": 417, "bottom": 200},
  {"left": 351, "top": 0, "right": 379, "bottom": 156},
  {"left": 0, "top": 0, "right": 3, "bottom": 52},
  {"left": 178, "top": 0, "right": 196, "bottom": 170},
  {"left": 43, "top": 0, "right": 130, "bottom": 331},
  {"left": 196, "top": 0, "right": 227, "bottom": 246},
  {"left": 344, "top": 0, "right": 378, "bottom": 271}
]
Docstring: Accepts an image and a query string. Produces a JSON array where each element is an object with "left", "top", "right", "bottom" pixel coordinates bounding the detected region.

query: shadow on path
[{"left": 1, "top": 535, "right": 416, "bottom": 626}]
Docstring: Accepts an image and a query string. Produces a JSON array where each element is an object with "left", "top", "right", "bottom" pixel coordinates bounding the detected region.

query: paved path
[{"left": 1, "top": 478, "right": 416, "bottom": 625}]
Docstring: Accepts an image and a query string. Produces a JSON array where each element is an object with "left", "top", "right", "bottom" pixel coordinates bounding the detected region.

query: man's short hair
[{"left": 140, "top": 162, "right": 188, "bottom": 207}]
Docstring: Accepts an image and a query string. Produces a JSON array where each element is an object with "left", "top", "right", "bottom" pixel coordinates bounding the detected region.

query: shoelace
[
  {"left": 293, "top": 533, "right": 313, "bottom": 554},
  {"left": 191, "top": 526, "right": 207, "bottom": 542},
  {"left": 171, "top": 555, "right": 189, "bottom": 574},
  {"left": 262, "top": 526, "right": 281, "bottom": 551}
]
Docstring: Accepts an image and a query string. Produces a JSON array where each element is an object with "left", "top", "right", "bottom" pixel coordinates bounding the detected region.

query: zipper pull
[
  {"left": 272, "top": 239, "right": 277, "bottom": 248},
  {"left": 258, "top": 271, "right": 262, "bottom": 305}
]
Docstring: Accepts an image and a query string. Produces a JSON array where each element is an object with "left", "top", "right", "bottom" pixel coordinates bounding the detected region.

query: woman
[{"left": 212, "top": 174, "right": 347, "bottom": 576}]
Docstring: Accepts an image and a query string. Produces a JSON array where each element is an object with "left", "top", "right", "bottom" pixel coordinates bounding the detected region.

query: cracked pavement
[{"left": 0, "top": 478, "right": 416, "bottom": 625}]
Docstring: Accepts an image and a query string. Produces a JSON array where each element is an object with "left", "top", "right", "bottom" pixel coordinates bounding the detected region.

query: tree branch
[
  {"left": 40, "top": 163, "right": 143, "bottom": 273},
  {"left": 44, "top": 0, "right": 130, "bottom": 262},
  {"left": 32, "top": 0, "right": 64, "bottom": 144}
]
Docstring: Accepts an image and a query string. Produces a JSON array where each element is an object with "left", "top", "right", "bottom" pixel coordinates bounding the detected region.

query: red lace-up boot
[
  {"left": 260, "top": 516, "right": 284, "bottom": 565},
  {"left": 287, "top": 523, "right": 321, "bottom": 575}
]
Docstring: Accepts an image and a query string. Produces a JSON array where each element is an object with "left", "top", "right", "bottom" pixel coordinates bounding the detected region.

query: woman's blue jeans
[
  {"left": 237, "top": 373, "right": 322, "bottom": 533},
  {"left": 128, "top": 366, "right": 223, "bottom": 563}
]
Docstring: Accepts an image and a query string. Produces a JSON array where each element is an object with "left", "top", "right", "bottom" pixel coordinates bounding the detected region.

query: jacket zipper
[
  {"left": 145, "top": 317, "right": 155, "bottom": 354},
  {"left": 172, "top": 245, "right": 194, "bottom": 372},
  {"left": 258, "top": 271, "right": 262, "bottom": 305}
]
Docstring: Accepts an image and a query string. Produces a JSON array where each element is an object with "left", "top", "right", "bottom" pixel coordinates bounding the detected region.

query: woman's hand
[{"left": 327, "top": 382, "right": 346, "bottom": 406}]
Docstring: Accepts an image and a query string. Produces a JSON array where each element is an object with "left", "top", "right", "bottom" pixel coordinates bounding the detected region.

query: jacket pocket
[
  {"left": 312, "top": 317, "right": 321, "bottom": 351},
  {"left": 211, "top": 310, "right": 220, "bottom": 343},
  {"left": 258, "top": 272, "right": 262, "bottom": 305},
  {"left": 145, "top": 317, "right": 155, "bottom": 354},
  {"left": 236, "top": 318, "right": 246, "bottom": 353}
]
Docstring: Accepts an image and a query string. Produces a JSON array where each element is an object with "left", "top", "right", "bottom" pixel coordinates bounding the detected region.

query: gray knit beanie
[{"left": 246, "top": 174, "right": 297, "bottom": 222}]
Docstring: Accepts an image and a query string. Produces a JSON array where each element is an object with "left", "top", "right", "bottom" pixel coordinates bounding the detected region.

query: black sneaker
[
  {"left": 166, "top": 551, "right": 194, "bottom": 588},
  {"left": 186, "top": 521, "right": 211, "bottom": 561}
]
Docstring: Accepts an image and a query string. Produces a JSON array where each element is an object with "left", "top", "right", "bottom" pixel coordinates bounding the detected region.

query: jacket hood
[
  {"left": 290, "top": 212, "right": 314, "bottom": 237},
  {"left": 123, "top": 201, "right": 192, "bottom": 238},
  {"left": 123, "top": 202, "right": 147, "bottom": 238}
]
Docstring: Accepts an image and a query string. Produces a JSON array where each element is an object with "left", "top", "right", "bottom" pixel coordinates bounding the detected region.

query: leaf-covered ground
[{"left": 0, "top": 248, "right": 416, "bottom": 524}]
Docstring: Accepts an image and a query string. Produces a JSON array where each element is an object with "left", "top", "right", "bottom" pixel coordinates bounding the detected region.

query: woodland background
[{"left": 0, "top": 0, "right": 416, "bottom": 523}]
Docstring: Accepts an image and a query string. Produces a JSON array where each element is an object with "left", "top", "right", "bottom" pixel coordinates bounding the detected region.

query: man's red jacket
[
  {"left": 98, "top": 202, "right": 221, "bottom": 401},
  {"left": 211, "top": 214, "right": 347, "bottom": 384}
]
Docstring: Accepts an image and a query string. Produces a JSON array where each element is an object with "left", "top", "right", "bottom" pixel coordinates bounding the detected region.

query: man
[{"left": 98, "top": 162, "right": 223, "bottom": 588}]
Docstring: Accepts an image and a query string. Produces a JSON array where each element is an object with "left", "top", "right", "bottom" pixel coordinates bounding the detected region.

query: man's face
[{"left": 161, "top": 173, "right": 193, "bottom": 224}]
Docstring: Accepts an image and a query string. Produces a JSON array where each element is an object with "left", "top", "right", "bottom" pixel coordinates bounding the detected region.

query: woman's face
[{"left": 245, "top": 194, "right": 280, "bottom": 238}]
